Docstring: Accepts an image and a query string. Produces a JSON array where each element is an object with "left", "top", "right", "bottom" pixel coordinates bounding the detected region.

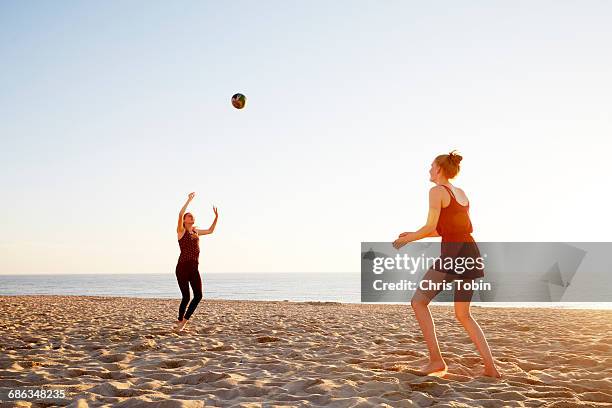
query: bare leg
[
  {"left": 454, "top": 294, "right": 501, "bottom": 378},
  {"left": 410, "top": 268, "right": 448, "bottom": 376}
]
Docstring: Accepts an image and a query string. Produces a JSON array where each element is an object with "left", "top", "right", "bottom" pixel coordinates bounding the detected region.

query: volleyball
[{"left": 231, "top": 93, "right": 246, "bottom": 109}]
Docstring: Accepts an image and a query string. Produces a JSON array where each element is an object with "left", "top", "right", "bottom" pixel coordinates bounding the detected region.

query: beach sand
[{"left": 0, "top": 296, "right": 610, "bottom": 407}]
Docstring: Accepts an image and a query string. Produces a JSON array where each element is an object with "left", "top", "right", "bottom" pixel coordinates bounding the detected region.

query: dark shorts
[
  {"left": 176, "top": 259, "right": 199, "bottom": 277},
  {"left": 432, "top": 240, "right": 485, "bottom": 279},
  {"left": 418, "top": 268, "right": 480, "bottom": 302}
]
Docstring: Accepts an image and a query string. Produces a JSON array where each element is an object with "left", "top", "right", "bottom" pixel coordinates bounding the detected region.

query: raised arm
[
  {"left": 197, "top": 206, "right": 219, "bottom": 236},
  {"left": 393, "top": 187, "right": 443, "bottom": 249},
  {"left": 177, "top": 192, "right": 195, "bottom": 234}
]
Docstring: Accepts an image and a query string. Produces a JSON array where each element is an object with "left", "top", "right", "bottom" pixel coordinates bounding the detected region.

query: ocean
[
  {"left": 0, "top": 273, "right": 361, "bottom": 302},
  {"left": 0, "top": 273, "right": 610, "bottom": 309}
]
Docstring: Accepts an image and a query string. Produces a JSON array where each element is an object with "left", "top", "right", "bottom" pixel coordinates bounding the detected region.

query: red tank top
[
  {"left": 436, "top": 185, "right": 474, "bottom": 241},
  {"left": 178, "top": 229, "right": 200, "bottom": 263}
]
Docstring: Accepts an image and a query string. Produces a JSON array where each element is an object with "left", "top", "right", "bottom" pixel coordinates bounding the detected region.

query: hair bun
[{"left": 448, "top": 151, "right": 462, "bottom": 165}]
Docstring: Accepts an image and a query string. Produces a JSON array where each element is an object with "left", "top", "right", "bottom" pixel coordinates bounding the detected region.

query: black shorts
[{"left": 433, "top": 240, "right": 485, "bottom": 279}]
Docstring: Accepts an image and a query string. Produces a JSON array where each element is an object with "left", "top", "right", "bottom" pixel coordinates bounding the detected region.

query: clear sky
[{"left": 1, "top": 1, "right": 611, "bottom": 275}]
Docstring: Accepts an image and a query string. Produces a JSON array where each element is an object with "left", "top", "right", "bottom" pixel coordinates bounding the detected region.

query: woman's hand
[
  {"left": 178, "top": 192, "right": 195, "bottom": 234},
  {"left": 392, "top": 187, "right": 444, "bottom": 248},
  {"left": 393, "top": 235, "right": 410, "bottom": 249},
  {"left": 393, "top": 232, "right": 412, "bottom": 248},
  {"left": 197, "top": 206, "right": 219, "bottom": 236}
]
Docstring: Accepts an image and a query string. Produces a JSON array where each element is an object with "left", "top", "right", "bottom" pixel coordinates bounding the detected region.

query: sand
[{"left": 0, "top": 296, "right": 610, "bottom": 407}]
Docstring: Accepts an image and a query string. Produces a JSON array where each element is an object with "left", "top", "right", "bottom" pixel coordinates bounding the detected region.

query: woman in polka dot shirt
[{"left": 175, "top": 192, "right": 218, "bottom": 332}]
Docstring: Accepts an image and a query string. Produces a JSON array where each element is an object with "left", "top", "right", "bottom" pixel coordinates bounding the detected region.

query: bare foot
[
  {"left": 174, "top": 319, "right": 188, "bottom": 332},
  {"left": 177, "top": 319, "right": 189, "bottom": 332},
  {"left": 417, "top": 360, "right": 448, "bottom": 377},
  {"left": 483, "top": 366, "right": 502, "bottom": 378}
]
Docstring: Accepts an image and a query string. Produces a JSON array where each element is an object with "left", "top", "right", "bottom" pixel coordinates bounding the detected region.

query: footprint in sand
[
  {"left": 206, "top": 345, "right": 235, "bottom": 352},
  {"left": 160, "top": 359, "right": 189, "bottom": 369},
  {"left": 18, "top": 360, "right": 43, "bottom": 369},
  {"left": 169, "top": 371, "right": 230, "bottom": 385},
  {"left": 256, "top": 336, "right": 281, "bottom": 343},
  {"left": 88, "top": 381, "right": 147, "bottom": 398},
  {"left": 97, "top": 370, "right": 133, "bottom": 380},
  {"left": 64, "top": 368, "right": 89, "bottom": 378},
  {"left": 98, "top": 353, "right": 131, "bottom": 364},
  {"left": 129, "top": 339, "right": 159, "bottom": 352}
]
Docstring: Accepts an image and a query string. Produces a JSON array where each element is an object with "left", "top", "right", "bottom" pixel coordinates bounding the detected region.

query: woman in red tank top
[
  {"left": 392, "top": 152, "right": 501, "bottom": 378},
  {"left": 174, "top": 192, "right": 219, "bottom": 332}
]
